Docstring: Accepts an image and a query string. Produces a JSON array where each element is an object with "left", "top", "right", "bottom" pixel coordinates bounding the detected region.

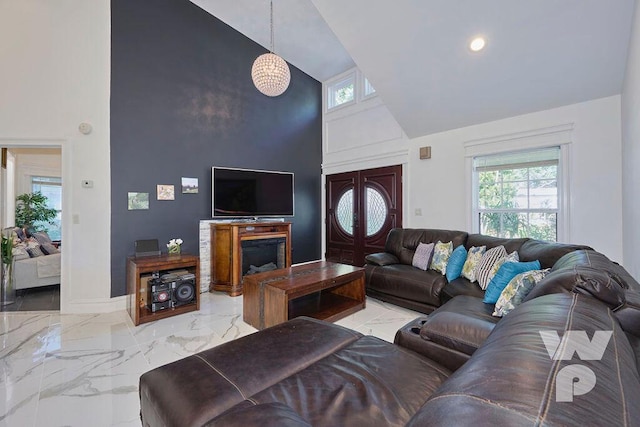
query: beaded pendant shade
[{"left": 251, "top": 1, "right": 290, "bottom": 97}]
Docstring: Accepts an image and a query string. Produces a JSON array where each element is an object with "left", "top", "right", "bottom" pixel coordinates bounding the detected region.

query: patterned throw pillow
[
  {"left": 430, "top": 241, "right": 453, "bottom": 275},
  {"left": 461, "top": 246, "right": 486, "bottom": 282},
  {"left": 27, "top": 245, "right": 45, "bottom": 258},
  {"left": 12, "top": 243, "right": 30, "bottom": 261},
  {"left": 493, "top": 269, "right": 550, "bottom": 317},
  {"left": 475, "top": 245, "right": 508, "bottom": 290},
  {"left": 483, "top": 260, "right": 541, "bottom": 304},
  {"left": 489, "top": 251, "right": 520, "bottom": 278},
  {"left": 412, "top": 242, "right": 435, "bottom": 271},
  {"left": 445, "top": 245, "right": 467, "bottom": 282}
]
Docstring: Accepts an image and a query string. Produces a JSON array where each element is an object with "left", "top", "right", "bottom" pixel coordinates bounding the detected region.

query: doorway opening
[
  {"left": 325, "top": 165, "right": 402, "bottom": 267},
  {"left": 1, "top": 146, "right": 63, "bottom": 312}
]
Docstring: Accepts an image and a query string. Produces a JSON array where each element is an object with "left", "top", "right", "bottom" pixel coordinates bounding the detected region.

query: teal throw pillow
[
  {"left": 445, "top": 245, "right": 467, "bottom": 282},
  {"left": 483, "top": 260, "right": 541, "bottom": 304}
]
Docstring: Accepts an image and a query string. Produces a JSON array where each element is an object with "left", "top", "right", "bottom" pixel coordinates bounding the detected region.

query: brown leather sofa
[
  {"left": 139, "top": 292, "right": 640, "bottom": 426},
  {"left": 364, "top": 228, "right": 595, "bottom": 313}
]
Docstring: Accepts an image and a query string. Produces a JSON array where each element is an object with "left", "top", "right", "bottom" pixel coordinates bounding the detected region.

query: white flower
[{"left": 167, "top": 238, "right": 183, "bottom": 248}]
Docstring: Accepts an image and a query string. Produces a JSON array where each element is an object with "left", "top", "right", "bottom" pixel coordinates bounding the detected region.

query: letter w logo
[{"left": 539, "top": 330, "right": 612, "bottom": 361}]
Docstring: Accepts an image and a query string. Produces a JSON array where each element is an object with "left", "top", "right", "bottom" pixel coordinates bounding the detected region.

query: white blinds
[{"left": 473, "top": 146, "right": 560, "bottom": 172}]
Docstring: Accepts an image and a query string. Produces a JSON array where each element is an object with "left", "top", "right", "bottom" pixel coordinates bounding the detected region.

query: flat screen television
[{"left": 212, "top": 167, "right": 294, "bottom": 218}]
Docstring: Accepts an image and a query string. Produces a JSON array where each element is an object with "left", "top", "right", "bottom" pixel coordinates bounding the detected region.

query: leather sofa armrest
[
  {"left": 420, "top": 311, "right": 496, "bottom": 356},
  {"left": 365, "top": 252, "right": 399, "bottom": 266}
]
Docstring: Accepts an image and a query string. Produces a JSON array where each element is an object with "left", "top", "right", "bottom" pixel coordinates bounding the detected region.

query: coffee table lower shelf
[{"left": 288, "top": 291, "right": 365, "bottom": 323}]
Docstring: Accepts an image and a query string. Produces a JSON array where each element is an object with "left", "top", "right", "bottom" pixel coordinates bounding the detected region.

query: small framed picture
[
  {"left": 182, "top": 177, "right": 198, "bottom": 194},
  {"left": 128, "top": 192, "right": 149, "bottom": 210},
  {"left": 157, "top": 185, "right": 175, "bottom": 200}
]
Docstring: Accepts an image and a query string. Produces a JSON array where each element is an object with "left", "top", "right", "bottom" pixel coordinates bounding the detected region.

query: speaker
[
  {"left": 172, "top": 277, "right": 196, "bottom": 307},
  {"left": 149, "top": 279, "right": 172, "bottom": 312}
]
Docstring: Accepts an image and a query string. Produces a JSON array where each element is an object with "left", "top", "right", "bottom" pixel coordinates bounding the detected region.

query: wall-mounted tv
[{"left": 212, "top": 167, "right": 294, "bottom": 218}]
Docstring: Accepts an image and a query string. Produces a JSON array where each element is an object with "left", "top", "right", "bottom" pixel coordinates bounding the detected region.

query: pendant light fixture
[{"left": 251, "top": 0, "right": 291, "bottom": 97}]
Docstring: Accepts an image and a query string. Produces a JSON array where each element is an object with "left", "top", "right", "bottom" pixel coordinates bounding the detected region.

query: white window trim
[
  {"left": 326, "top": 71, "right": 356, "bottom": 111},
  {"left": 464, "top": 123, "right": 573, "bottom": 242}
]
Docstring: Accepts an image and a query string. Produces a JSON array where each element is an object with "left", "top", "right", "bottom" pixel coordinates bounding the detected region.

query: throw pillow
[
  {"left": 32, "top": 231, "right": 53, "bottom": 245},
  {"left": 412, "top": 242, "right": 434, "bottom": 271},
  {"left": 430, "top": 241, "right": 453, "bottom": 275},
  {"left": 12, "top": 243, "right": 30, "bottom": 261},
  {"left": 41, "top": 242, "right": 60, "bottom": 255},
  {"left": 488, "top": 251, "right": 520, "bottom": 278},
  {"left": 445, "top": 245, "right": 467, "bottom": 282},
  {"left": 483, "top": 260, "right": 542, "bottom": 304},
  {"left": 27, "top": 245, "right": 45, "bottom": 258},
  {"left": 461, "top": 246, "right": 486, "bottom": 282},
  {"left": 493, "top": 269, "right": 550, "bottom": 317},
  {"left": 475, "top": 245, "right": 508, "bottom": 290}
]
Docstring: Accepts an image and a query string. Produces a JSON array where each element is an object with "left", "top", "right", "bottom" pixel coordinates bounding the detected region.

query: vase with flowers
[{"left": 167, "top": 238, "right": 183, "bottom": 255}]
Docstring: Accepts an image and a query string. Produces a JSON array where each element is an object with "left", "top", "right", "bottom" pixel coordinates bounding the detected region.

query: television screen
[{"left": 212, "top": 167, "right": 294, "bottom": 217}]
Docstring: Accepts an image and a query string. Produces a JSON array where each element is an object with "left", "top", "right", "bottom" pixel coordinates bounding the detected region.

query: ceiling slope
[{"left": 312, "top": 0, "right": 636, "bottom": 138}]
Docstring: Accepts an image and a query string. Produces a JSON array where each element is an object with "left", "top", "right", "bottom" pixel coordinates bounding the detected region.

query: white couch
[{"left": 13, "top": 252, "right": 61, "bottom": 290}]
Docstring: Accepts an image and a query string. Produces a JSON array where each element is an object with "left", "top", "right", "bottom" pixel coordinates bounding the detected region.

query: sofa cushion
[
  {"left": 366, "top": 264, "right": 448, "bottom": 307},
  {"left": 493, "top": 269, "right": 549, "bottom": 317},
  {"left": 364, "top": 252, "right": 399, "bottom": 267},
  {"left": 412, "top": 242, "right": 434, "bottom": 270},
  {"left": 420, "top": 296, "right": 498, "bottom": 356},
  {"left": 524, "top": 265, "right": 627, "bottom": 310},
  {"left": 250, "top": 336, "right": 451, "bottom": 427},
  {"left": 140, "top": 317, "right": 362, "bottom": 427},
  {"left": 408, "top": 293, "right": 640, "bottom": 427},
  {"left": 465, "top": 234, "right": 528, "bottom": 254},
  {"left": 519, "top": 239, "right": 593, "bottom": 269},
  {"left": 429, "top": 241, "right": 453, "bottom": 274},
  {"left": 476, "top": 245, "right": 507, "bottom": 290},
  {"left": 441, "top": 277, "right": 486, "bottom": 302},
  {"left": 483, "top": 260, "right": 541, "bottom": 304},
  {"left": 445, "top": 245, "right": 467, "bottom": 282},
  {"left": 461, "top": 245, "right": 485, "bottom": 282},
  {"left": 384, "top": 228, "right": 468, "bottom": 265}
]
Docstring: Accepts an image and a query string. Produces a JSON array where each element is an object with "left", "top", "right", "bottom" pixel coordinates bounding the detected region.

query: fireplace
[
  {"left": 241, "top": 238, "right": 287, "bottom": 277},
  {"left": 209, "top": 221, "right": 292, "bottom": 296}
]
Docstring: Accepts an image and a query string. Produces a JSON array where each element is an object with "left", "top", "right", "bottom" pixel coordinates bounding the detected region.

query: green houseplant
[{"left": 15, "top": 192, "right": 57, "bottom": 233}]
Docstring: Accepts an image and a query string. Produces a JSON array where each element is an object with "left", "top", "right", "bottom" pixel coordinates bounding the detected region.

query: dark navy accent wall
[{"left": 110, "top": 0, "right": 322, "bottom": 297}]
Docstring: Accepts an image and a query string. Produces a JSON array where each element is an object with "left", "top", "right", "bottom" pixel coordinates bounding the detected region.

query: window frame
[
  {"left": 464, "top": 124, "right": 573, "bottom": 242},
  {"left": 30, "top": 175, "right": 62, "bottom": 241},
  {"left": 472, "top": 148, "right": 560, "bottom": 241},
  {"left": 327, "top": 72, "right": 356, "bottom": 110}
]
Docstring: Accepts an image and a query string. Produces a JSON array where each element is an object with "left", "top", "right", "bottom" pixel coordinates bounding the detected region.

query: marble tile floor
[
  {"left": 0, "top": 291, "right": 423, "bottom": 426},
  {"left": 1, "top": 285, "right": 60, "bottom": 312}
]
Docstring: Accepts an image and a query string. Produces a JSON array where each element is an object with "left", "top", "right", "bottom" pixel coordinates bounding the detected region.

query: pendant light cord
[{"left": 270, "top": 1, "right": 275, "bottom": 53}]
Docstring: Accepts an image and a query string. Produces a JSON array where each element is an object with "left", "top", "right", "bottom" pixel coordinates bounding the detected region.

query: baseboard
[{"left": 61, "top": 295, "right": 127, "bottom": 314}]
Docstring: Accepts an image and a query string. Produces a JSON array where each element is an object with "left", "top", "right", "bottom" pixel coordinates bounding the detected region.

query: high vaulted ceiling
[{"left": 192, "top": 0, "right": 636, "bottom": 139}]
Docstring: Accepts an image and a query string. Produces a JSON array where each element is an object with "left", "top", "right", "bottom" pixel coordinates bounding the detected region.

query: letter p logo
[{"left": 555, "top": 364, "right": 597, "bottom": 402}]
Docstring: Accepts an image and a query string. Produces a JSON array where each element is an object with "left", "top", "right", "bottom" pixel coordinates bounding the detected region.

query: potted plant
[{"left": 15, "top": 192, "right": 57, "bottom": 233}]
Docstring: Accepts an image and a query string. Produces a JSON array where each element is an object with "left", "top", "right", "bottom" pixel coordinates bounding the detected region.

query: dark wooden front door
[{"left": 326, "top": 165, "right": 402, "bottom": 266}]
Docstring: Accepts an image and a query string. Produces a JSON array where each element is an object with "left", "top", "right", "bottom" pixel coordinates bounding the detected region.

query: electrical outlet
[{"left": 415, "top": 208, "right": 422, "bottom": 216}]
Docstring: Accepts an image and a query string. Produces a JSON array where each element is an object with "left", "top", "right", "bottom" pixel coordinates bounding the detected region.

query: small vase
[{"left": 168, "top": 245, "right": 181, "bottom": 255}]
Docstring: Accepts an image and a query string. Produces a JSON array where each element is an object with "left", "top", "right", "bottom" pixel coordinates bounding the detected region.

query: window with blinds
[
  {"left": 473, "top": 146, "right": 560, "bottom": 241},
  {"left": 31, "top": 176, "right": 62, "bottom": 241}
]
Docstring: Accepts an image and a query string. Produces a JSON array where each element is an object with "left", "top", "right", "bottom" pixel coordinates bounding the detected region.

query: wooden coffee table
[{"left": 243, "top": 261, "right": 365, "bottom": 330}]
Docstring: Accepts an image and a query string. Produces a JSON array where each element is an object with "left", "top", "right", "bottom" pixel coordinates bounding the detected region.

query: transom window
[
  {"left": 473, "top": 147, "right": 560, "bottom": 242},
  {"left": 31, "top": 175, "right": 62, "bottom": 241},
  {"left": 327, "top": 74, "right": 355, "bottom": 109}
]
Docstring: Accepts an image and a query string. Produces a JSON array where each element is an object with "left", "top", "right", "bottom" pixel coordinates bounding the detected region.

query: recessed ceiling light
[{"left": 469, "top": 37, "right": 486, "bottom": 52}]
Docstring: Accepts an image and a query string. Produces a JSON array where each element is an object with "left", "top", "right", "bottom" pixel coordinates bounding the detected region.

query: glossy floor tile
[
  {"left": 0, "top": 292, "right": 422, "bottom": 426},
  {"left": 1, "top": 285, "right": 60, "bottom": 312}
]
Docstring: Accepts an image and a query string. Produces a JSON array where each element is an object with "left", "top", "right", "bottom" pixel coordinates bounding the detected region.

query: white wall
[
  {"left": 323, "top": 84, "right": 624, "bottom": 263},
  {"left": 0, "top": 0, "right": 114, "bottom": 312},
  {"left": 408, "top": 96, "right": 623, "bottom": 262},
  {"left": 11, "top": 148, "right": 62, "bottom": 195},
  {"left": 622, "top": 1, "right": 640, "bottom": 279}
]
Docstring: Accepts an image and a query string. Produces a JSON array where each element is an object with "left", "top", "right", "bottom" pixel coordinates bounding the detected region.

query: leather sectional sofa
[
  {"left": 140, "top": 292, "right": 640, "bottom": 426},
  {"left": 139, "top": 229, "right": 640, "bottom": 426},
  {"left": 364, "top": 228, "right": 594, "bottom": 313}
]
